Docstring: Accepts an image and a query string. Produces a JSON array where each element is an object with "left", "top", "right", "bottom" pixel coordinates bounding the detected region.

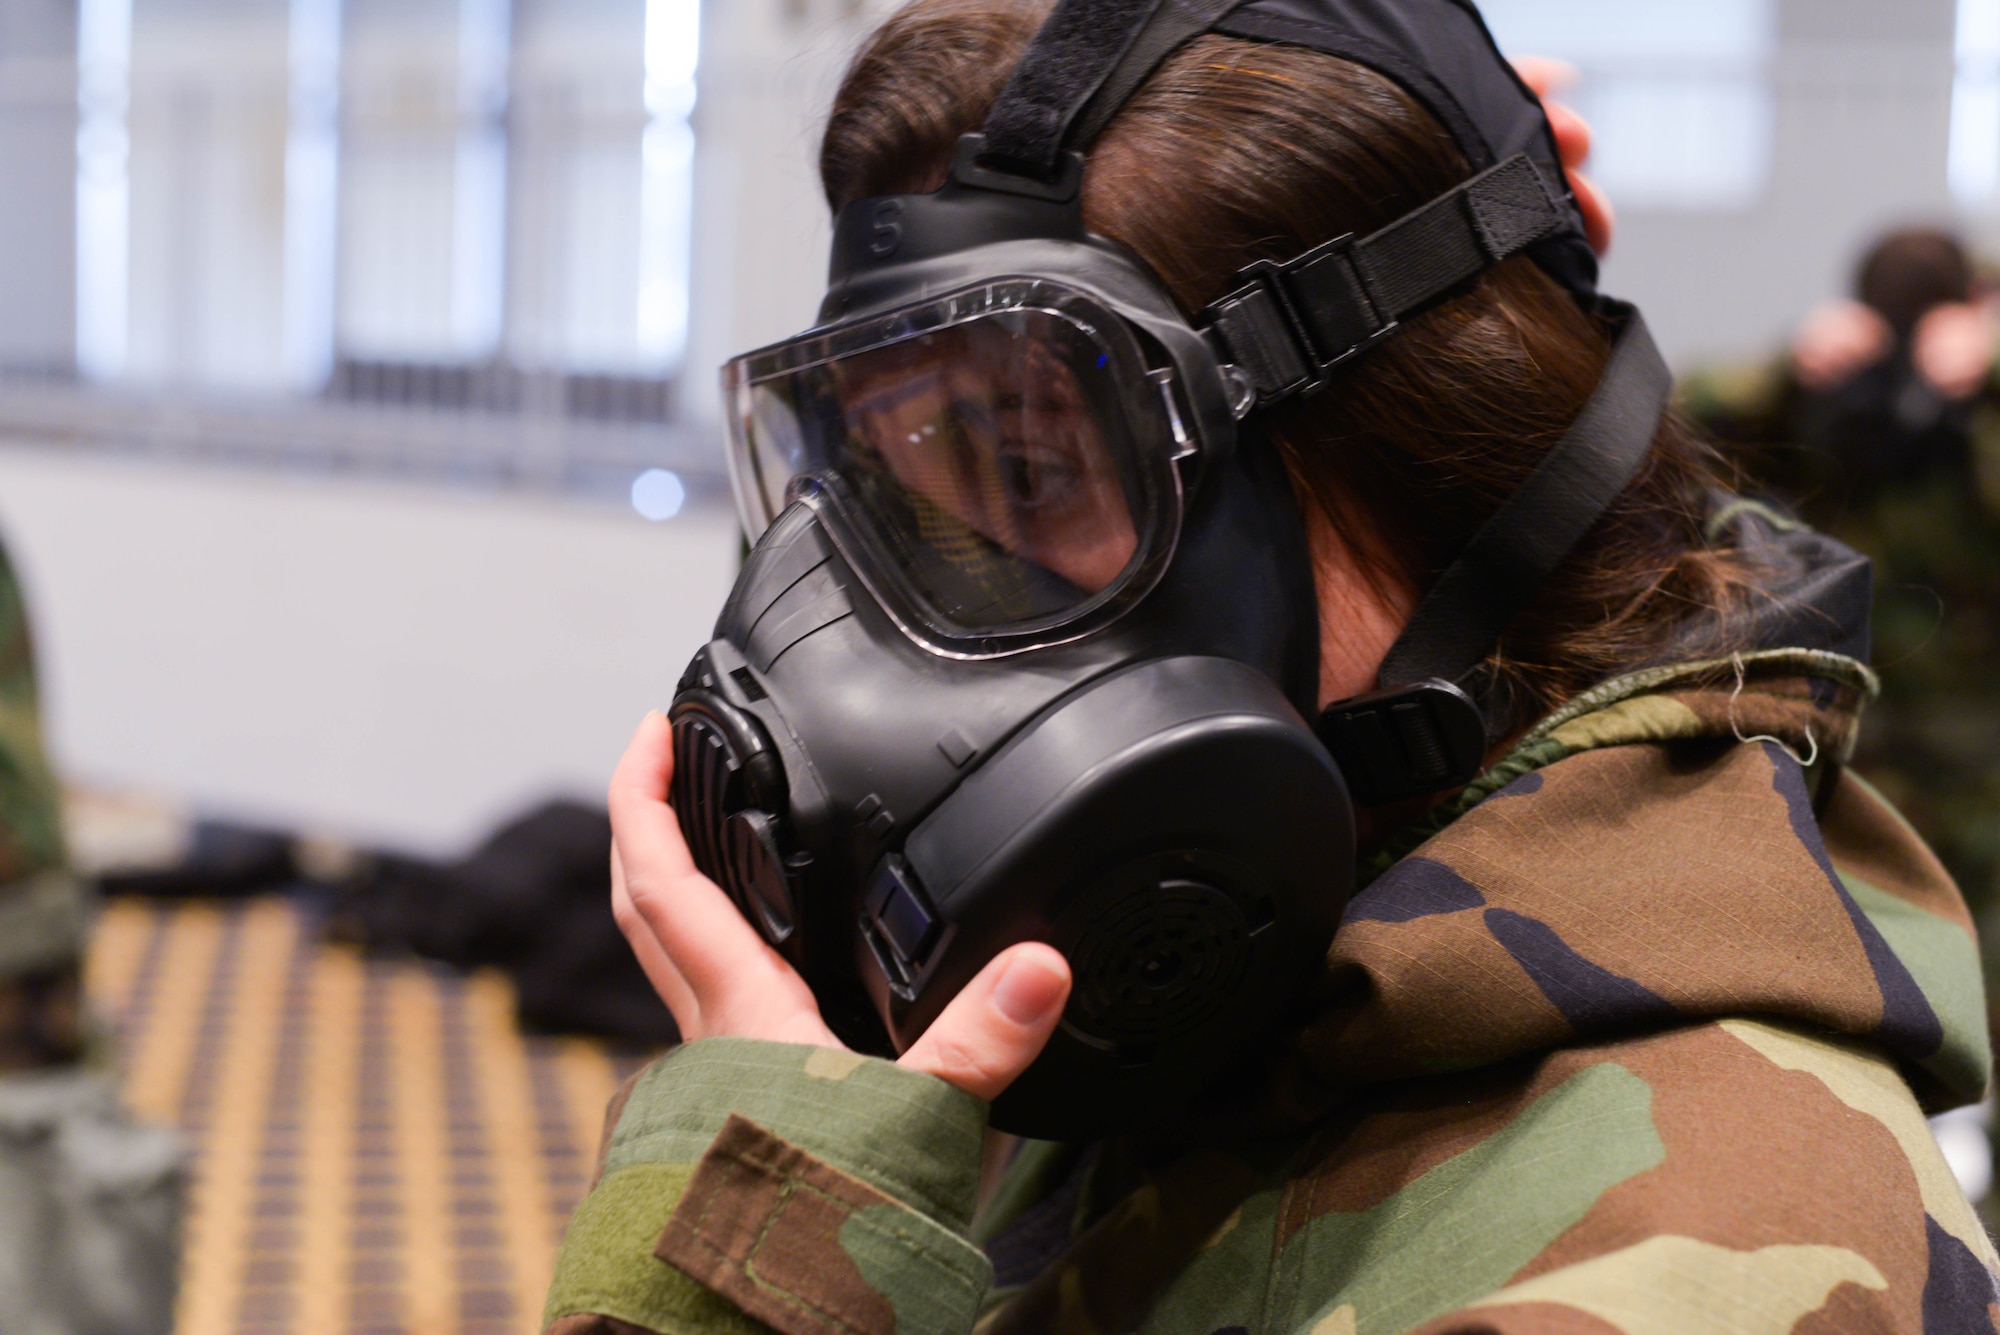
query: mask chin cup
[
  {"left": 868, "top": 655, "right": 1353, "bottom": 1140},
  {"left": 1314, "top": 678, "right": 1488, "bottom": 808}
]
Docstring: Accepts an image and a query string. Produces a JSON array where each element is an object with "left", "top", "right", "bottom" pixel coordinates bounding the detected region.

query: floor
[{"left": 85, "top": 896, "right": 651, "bottom": 1335}]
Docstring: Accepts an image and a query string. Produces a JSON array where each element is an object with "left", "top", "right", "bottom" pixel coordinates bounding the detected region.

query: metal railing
[
  {"left": 0, "top": 2, "right": 720, "bottom": 508},
  {"left": 0, "top": 370, "right": 727, "bottom": 506}
]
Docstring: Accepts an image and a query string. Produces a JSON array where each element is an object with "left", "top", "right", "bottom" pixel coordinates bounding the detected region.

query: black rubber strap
[
  {"left": 1376, "top": 307, "right": 1673, "bottom": 692},
  {"left": 1202, "top": 153, "right": 1568, "bottom": 403},
  {"left": 1068, "top": 0, "right": 1256, "bottom": 149},
  {"left": 980, "top": 0, "right": 1250, "bottom": 180},
  {"left": 979, "top": 0, "right": 1165, "bottom": 179}
]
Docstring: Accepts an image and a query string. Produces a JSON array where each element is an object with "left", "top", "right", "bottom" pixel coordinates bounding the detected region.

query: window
[
  {"left": 75, "top": 0, "right": 131, "bottom": 380},
  {"left": 1479, "top": 0, "right": 1777, "bottom": 210},
  {"left": 1953, "top": 0, "right": 2000, "bottom": 202},
  {"left": 11, "top": 0, "right": 709, "bottom": 506},
  {"left": 66, "top": 0, "right": 700, "bottom": 390}
]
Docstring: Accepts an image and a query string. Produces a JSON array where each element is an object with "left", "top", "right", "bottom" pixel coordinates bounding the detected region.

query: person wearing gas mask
[{"left": 545, "top": 3, "right": 1997, "bottom": 1331}]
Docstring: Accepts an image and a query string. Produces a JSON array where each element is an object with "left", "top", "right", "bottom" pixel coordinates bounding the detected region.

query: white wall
[
  {"left": 0, "top": 0, "right": 77, "bottom": 373},
  {"left": 679, "top": 0, "right": 897, "bottom": 423},
  {"left": 697, "top": 0, "right": 1975, "bottom": 375},
  {"left": 1598, "top": 0, "right": 1964, "bottom": 368},
  {"left": 0, "top": 444, "right": 738, "bottom": 853}
]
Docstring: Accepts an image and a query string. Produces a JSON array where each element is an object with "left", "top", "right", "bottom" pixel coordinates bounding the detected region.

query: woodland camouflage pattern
[
  {"left": 1683, "top": 357, "right": 2000, "bottom": 919},
  {"left": 544, "top": 547, "right": 1998, "bottom": 1334},
  {"left": 0, "top": 537, "right": 183, "bottom": 1334},
  {"left": 0, "top": 534, "right": 85, "bottom": 1070}
]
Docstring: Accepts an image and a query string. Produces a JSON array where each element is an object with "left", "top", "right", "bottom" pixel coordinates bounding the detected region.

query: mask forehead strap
[{"left": 978, "top": 0, "right": 1254, "bottom": 182}]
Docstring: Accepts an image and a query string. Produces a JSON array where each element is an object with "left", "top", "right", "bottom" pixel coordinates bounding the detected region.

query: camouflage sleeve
[
  {"left": 0, "top": 534, "right": 88, "bottom": 1070},
  {"left": 1133, "top": 1020, "right": 1998, "bottom": 1334},
  {"left": 1402, "top": 1021, "right": 1999, "bottom": 1334},
  {"left": 542, "top": 1038, "right": 994, "bottom": 1335}
]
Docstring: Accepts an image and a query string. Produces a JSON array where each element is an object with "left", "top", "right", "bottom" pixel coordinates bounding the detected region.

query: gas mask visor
[{"left": 721, "top": 278, "right": 1187, "bottom": 657}]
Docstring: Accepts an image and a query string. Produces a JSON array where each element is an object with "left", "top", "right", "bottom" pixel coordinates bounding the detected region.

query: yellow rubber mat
[{"left": 85, "top": 896, "right": 652, "bottom": 1335}]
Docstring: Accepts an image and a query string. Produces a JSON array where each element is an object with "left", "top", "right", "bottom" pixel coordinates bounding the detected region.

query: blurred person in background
[
  {"left": 0, "top": 534, "right": 181, "bottom": 1334},
  {"left": 1687, "top": 228, "right": 2000, "bottom": 983}
]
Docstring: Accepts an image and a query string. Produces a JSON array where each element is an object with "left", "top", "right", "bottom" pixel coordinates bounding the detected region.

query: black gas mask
[{"left": 670, "top": 0, "right": 1673, "bottom": 1138}]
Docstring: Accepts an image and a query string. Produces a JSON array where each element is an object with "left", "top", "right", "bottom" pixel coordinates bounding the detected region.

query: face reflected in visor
[
  {"left": 724, "top": 283, "right": 1184, "bottom": 655},
  {"left": 836, "top": 322, "right": 1136, "bottom": 602}
]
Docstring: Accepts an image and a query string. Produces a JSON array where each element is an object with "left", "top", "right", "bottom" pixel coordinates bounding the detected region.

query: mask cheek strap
[{"left": 1313, "top": 306, "right": 1674, "bottom": 806}]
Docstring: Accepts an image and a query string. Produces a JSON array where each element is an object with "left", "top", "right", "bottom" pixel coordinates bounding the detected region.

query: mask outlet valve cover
[{"left": 669, "top": 688, "right": 798, "bottom": 945}]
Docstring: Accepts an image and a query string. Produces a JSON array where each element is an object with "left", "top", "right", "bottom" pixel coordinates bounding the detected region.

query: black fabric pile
[
  {"left": 97, "top": 802, "right": 679, "bottom": 1049},
  {"left": 325, "top": 801, "right": 680, "bottom": 1047},
  {"left": 96, "top": 822, "right": 299, "bottom": 900}
]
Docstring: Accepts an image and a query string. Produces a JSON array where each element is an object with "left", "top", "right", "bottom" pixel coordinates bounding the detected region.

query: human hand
[
  {"left": 1791, "top": 300, "right": 1893, "bottom": 392},
  {"left": 1913, "top": 301, "right": 1998, "bottom": 401},
  {"left": 1512, "top": 57, "right": 1614, "bottom": 257},
  {"left": 609, "top": 711, "right": 1072, "bottom": 1102}
]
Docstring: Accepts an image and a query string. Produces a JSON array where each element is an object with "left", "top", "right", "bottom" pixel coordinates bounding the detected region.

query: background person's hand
[
  {"left": 608, "top": 711, "right": 1072, "bottom": 1102},
  {"left": 1512, "top": 57, "right": 1614, "bottom": 257},
  {"left": 1914, "top": 301, "right": 1999, "bottom": 401},
  {"left": 1791, "top": 299, "right": 1894, "bottom": 391}
]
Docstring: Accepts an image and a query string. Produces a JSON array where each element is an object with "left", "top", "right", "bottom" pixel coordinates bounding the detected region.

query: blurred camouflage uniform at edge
[
  {"left": 0, "top": 535, "right": 87, "bottom": 1063},
  {"left": 1683, "top": 244, "right": 2000, "bottom": 991},
  {"left": 542, "top": 511, "right": 2000, "bottom": 1333},
  {"left": 0, "top": 535, "right": 182, "bottom": 1335}
]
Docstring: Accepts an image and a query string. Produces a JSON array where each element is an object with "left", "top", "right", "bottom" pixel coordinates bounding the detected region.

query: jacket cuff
[
  {"left": 544, "top": 1039, "right": 992, "bottom": 1335},
  {"left": 655, "top": 1113, "right": 990, "bottom": 1335}
]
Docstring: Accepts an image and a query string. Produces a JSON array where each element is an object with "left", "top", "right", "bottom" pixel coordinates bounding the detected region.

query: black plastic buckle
[
  {"left": 861, "top": 853, "right": 952, "bottom": 1001},
  {"left": 1204, "top": 233, "right": 1399, "bottom": 408},
  {"left": 952, "top": 133, "right": 1086, "bottom": 204},
  {"left": 1315, "top": 678, "right": 1487, "bottom": 807}
]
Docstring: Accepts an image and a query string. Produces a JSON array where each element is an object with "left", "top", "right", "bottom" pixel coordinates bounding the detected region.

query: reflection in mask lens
[{"left": 753, "top": 312, "right": 1143, "bottom": 632}]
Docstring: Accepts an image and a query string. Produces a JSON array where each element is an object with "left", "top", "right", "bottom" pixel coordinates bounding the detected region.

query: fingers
[
  {"left": 1540, "top": 91, "right": 1614, "bottom": 257},
  {"left": 1511, "top": 55, "right": 1578, "bottom": 102},
  {"left": 608, "top": 712, "right": 1069, "bottom": 1093},
  {"left": 611, "top": 843, "right": 701, "bottom": 1032},
  {"left": 1792, "top": 300, "right": 1892, "bottom": 391},
  {"left": 1914, "top": 302, "right": 1998, "bottom": 400},
  {"left": 608, "top": 712, "right": 775, "bottom": 1000},
  {"left": 1568, "top": 168, "right": 1615, "bottom": 259},
  {"left": 1510, "top": 56, "right": 1614, "bottom": 257},
  {"left": 607, "top": 711, "right": 698, "bottom": 882},
  {"left": 607, "top": 711, "right": 843, "bottom": 1050},
  {"left": 900, "top": 943, "right": 1072, "bottom": 1103},
  {"left": 1543, "top": 100, "right": 1592, "bottom": 172}
]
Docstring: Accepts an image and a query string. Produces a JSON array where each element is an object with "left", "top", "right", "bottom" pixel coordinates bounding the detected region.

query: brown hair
[
  {"left": 1856, "top": 227, "right": 1974, "bottom": 338},
  {"left": 822, "top": 0, "right": 1753, "bottom": 731}
]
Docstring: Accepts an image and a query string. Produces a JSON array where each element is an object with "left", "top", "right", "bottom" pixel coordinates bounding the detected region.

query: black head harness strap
[
  {"left": 1319, "top": 311, "right": 1671, "bottom": 804},
  {"left": 977, "top": 0, "right": 1252, "bottom": 180},
  {"left": 971, "top": 0, "right": 1672, "bottom": 806}
]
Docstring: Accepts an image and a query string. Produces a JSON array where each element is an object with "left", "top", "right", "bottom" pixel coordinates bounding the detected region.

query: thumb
[{"left": 898, "top": 943, "right": 1072, "bottom": 1103}]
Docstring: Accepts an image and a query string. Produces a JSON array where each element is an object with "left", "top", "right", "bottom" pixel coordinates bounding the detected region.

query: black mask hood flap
[
  {"left": 966, "top": 0, "right": 1596, "bottom": 301},
  {"left": 1213, "top": 0, "right": 1596, "bottom": 298}
]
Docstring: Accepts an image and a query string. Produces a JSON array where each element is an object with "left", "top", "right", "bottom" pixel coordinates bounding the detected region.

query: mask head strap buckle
[
  {"left": 1312, "top": 307, "right": 1676, "bottom": 803},
  {"left": 1200, "top": 153, "right": 1571, "bottom": 409}
]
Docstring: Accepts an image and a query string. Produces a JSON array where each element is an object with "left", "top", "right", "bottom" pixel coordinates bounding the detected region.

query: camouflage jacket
[
  {"left": 1685, "top": 355, "right": 2000, "bottom": 911},
  {"left": 545, "top": 536, "right": 1995, "bottom": 1334},
  {"left": 0, "top": 533, "right": 85, "bottom": 1070}
]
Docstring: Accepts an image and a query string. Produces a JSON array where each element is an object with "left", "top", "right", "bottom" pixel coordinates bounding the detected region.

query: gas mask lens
[{"left": 722, "top": 281, "right": 1182, "bottom": 652}]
